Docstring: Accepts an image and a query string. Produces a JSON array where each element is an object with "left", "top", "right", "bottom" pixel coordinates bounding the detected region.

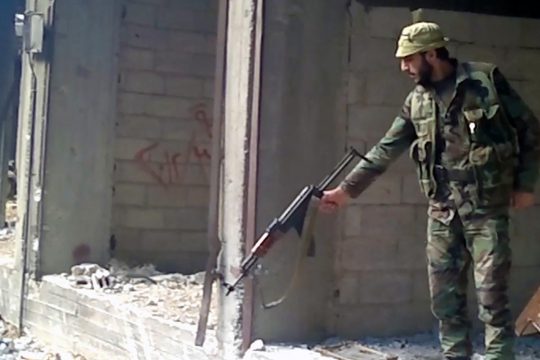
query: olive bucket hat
[{"left": 395, "top": 21, "right": 449, "bottom": 58}]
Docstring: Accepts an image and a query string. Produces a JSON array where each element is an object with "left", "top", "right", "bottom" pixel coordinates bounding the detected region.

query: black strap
[{"left": 434, "top": 165, "right": 475, "bottom": 183}]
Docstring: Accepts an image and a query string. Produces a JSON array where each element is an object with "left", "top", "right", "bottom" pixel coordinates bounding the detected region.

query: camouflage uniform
[{"left": 340, "top": 23, "right": 540, "bottom": 360}]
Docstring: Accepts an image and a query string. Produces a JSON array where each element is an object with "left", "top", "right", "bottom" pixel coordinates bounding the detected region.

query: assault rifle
[{"left": 223, "top": 147, "right": 369, "bottom": 296}]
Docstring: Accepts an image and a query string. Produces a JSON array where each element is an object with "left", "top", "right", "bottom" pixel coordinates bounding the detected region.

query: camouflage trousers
[{"left": 427, "top": 213, "right": 514, "bottom": 360}]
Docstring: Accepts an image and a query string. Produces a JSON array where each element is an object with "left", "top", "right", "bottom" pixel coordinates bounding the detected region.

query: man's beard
[{"left": 416, "top": 56, "right": 433, "bottom": 87}]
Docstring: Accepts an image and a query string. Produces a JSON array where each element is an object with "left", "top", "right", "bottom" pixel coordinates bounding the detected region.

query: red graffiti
[{"left": 133, "top": 102, "right": 212, "bottom": 188}]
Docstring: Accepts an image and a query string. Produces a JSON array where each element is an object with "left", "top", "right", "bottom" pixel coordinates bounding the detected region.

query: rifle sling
[{"left": 259, "top": 196, "right": 319, "bottom": 309}]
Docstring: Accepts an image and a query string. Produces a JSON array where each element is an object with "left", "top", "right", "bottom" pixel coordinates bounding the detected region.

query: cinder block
[
  {"left": 456, "top": 44, "right": 505, "bottom": 67},
  {"left": 159, "top": 118, "right": 195, "bottom": 141},
  {"left": 124, "top": 2, "right": 156, "bottom": 26},
  {"left": 499, "top": 48, "right": 540, "bottom": 81},
  {"left": 121, "top": 25, "right": 169, "bottom": 50},
  {"left": 115, "top": 138, "right": 153, "bottom": 160},
  {"left": 334, "top": 302, "right": 433, "bottom": 337},
  {"left": 510, "top": 80, "right": 540, "bottom": 117},
  {"left": 360, "top": 270, "right": 413, "bottom": 304},
  {"left": 203, "top": 79, "right": 215, "bottom": 99},
  {"left": 472, "top": 14, "right": 521, "bottom": 47},
  {"left": 185, "top": 186, "right": 210, "bottom": 207},
  {"left": 350, "top": 37, "right": 399, "bottom": 73},
  {"left": 119, "top": 47, "right": 154, "bottom": 70},
  {"left": 349, "top": 173, "right": 402, "bottom": 205},
  {"left": 340, "top": 234, "right": 398, "bottom": 271},
  {"left": 116, "top": 115, "right": 161, "bottom": 139},
  {"left": 412, "top": 9, "right": 474, "bottom": 43},
  {"left": 119, "top": 208, "right": 165, "bottom": 229},
  {"left": 147, "top": 186, "right": 187, "bottom": 207},
  {"left": 110, "top": 226, "right": 143, "bottom": 251},
  {"left": 365, "top": 70, "right": 412, "bottom": 107},
  {"left": 412, "top": 269, "right": 430, "bottom": 302},
  {"left": 162, "top": 208, "right": 208, "bottom": 230},
  {"left": 113, "top": 184, "right": 147, "bottom": 206},
  {"left": 366, "top": 7, "right": 412, "bottom": 40},
  {"left": 121, "top": 71, "right": 165, "bottom": 94},
  {"left": 140, "top": 230, "right": 207, "bottom": 252},
  {"left": 164, "top": 76, "right": 204, "bottom": 98},
  {"left": 118, "top": 92, "right": 153, "bottom": 116},
  {"left": 167, "top": 32, "right": 215, "bottom": 54},
  {"left": 520, "top": 18, "right": 540, "bottom": 49},
  {"left": 348, "top": 104, "right": 400, "bottom": 142},
  {"left": 156, "top": 8, "right": 217, "bottom": 34},
  {"left": 114, "top": 160, "right": 156, "bottom": 184},
  {"left": 155, "top": 52, "right": 216, "bottom": 77},
  {"left": 119, "top": 92, "right": 193, "bottom": 118},
  {"left": 401, "top": 173, "right": 426, "bottom": 204},
  {"left": 161, "top": 0, "right": 215, "bottom": 12}
]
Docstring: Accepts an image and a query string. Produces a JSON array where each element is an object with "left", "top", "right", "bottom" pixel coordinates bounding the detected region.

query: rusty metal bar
[{"left": 195, "top": 0, "right": 229, "bottom": 347}]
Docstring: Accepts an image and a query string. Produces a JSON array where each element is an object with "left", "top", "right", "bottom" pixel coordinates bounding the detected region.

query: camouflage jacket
[{"left": 340, "top": 61, "right": 540, "bottom": 223}]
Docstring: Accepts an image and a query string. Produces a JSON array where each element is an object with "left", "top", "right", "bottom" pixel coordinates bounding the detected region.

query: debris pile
[
  {"left": 63, "top": 259, "right": 218, "bottom": 329},
  {"left": 0, "top": 317, "right": 85, "bottom": 360}
]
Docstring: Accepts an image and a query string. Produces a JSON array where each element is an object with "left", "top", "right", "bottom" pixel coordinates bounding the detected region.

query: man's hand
[
  {"left": 511, "top": 191, "right": 535, "bottom": 209},
  {"left": 319, "top": 187, "right": 350, "bottom": 214}
]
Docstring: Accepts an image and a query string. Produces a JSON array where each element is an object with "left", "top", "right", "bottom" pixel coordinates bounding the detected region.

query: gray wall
[
  {"left": 112, "top": 0, "right": 218, "bottom": 273},
  {"left": 39, "top": 0, "right": 120, "bottom": 274},
  {"left": 333, "top": 5, "right": 540, "bottom": 337},
  {"left": 250, "top": 0, "right": 348, "bottom": 342}
]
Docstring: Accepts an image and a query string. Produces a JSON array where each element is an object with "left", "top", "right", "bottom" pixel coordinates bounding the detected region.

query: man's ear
[{"left": 424, "top": 49, "right": 437, "bottom": 64}]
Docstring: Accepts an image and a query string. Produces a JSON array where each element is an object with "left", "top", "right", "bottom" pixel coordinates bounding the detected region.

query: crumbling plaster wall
[
  {"left": 112, "top": 0, "right": 218, "bottom": 273},
  {"left": 332, "top": 4, "right": 540, "bottom": 337}
]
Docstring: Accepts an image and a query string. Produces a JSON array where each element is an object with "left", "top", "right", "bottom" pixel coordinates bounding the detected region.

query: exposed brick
[
  {"left": 164, "top": 76, "right": 204, "bottom": 97},
  {"left": 360, "top": 271, "right": 413, "bottom": 304},
  {"left": 159, "top": 119, "right": 196, "bottom": 141},
  {"left": 520, "top": 18, "right": 540, "bottom": 49},
  {"left": 113, "top": 184, "right": 147, "bottom": 206},
  {"left": 114, "top": 138, "right": 152, "bottom": 160},
  {"left": 401, "top": 173, "right": 426, "bottom": 204},
  {"left": 472, "top": 14, "right": 521, "bottom": 47},
  {"left": 119, "top": 208, "right": 165, "bottom": 229},
  {"left": 140, "top": 230, "right": 207, "bottom": 252},
  {"left": 349, "top": 174, "right": 402, "bottom": 205},
  {"left": 147, "top": 186, "right": 187, "bottom": 207},
  {"left": 348, "top": 104, "right": 400, "bottom": 142},
  {"left": 162, "top": 208, "right": 208, "bottom": 230},
  {"left": 155, "top": 52, "right": 216, "bottom": 77},
  {"left": 501, "top": 48, "right": 540, "bottom": 81},
  {"left": 121, "top": 25, "right": 169, "bottom": 50},
  {"left": 412, "top": 9, "right": 474, "bottom": 43},
  {"left": 365, "top": 70, "right": 412, "bottom": 107},
  {"left": 334, "top": 302, "right": 433, "bottom": 337},
  {"left": 203, "top": 79, "right": 215, "bottom": 99},
  {"left": 119, "top": 47, "right": 154, "bottom": 70},
  {"left": 156, "top": 8, "right": 217, "bottom": 34},
  {"left": 167, "top": 32, "right": 215, "bottom": 55},
  {"left": 350, "top": 38, "right": 399, "bottom": 74},
  {"left": 456, "top": 44, "right": 506, "bottom": 66},
  {"left": 111, "top": 227, "right": 143, "bottom": 251},
  {"left": 185, "top": 186, "right": 210, "bottom": 207},
  {"left": 124, "top": 2, "right": 156, "bottom": 26},
  {"left": 366, "top": 7, "right": 412, "bottom": 40},
  {"left": 118, "top": 93, "right": 193, "bottom": 118},
  {"left": 116, "top": 115, "right": 161, "bottom": 139},
  {"left": 121, "top": 71, "right": 165, "bottom": 94},
  {"left": 114, "top": 160, "right": 156, "bottom": 184}
]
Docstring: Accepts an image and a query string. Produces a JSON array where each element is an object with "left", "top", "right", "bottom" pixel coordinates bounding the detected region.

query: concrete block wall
[
  {"left": 112, "top": 0, "right": 217, "bottom": 272},
  {"left": 333, "top": 5, "right": 540, "bottom": 337}
]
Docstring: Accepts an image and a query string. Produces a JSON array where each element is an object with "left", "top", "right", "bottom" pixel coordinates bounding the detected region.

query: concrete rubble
[
  {"left": 0, "top": 317, "right": 85, "bottom": 360},
  {"left": 60, "top": 259, "right": 218, "bottom": 330}
]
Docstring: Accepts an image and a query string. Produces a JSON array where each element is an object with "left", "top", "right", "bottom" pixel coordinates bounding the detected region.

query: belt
[{"left": 433, "top": 165, "right": 475, "bottom": 183}]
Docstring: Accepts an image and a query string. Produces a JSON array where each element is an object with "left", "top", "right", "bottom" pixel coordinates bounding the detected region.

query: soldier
[{"left": 320, "top": 22, "right": 540, "bottom": 360}]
